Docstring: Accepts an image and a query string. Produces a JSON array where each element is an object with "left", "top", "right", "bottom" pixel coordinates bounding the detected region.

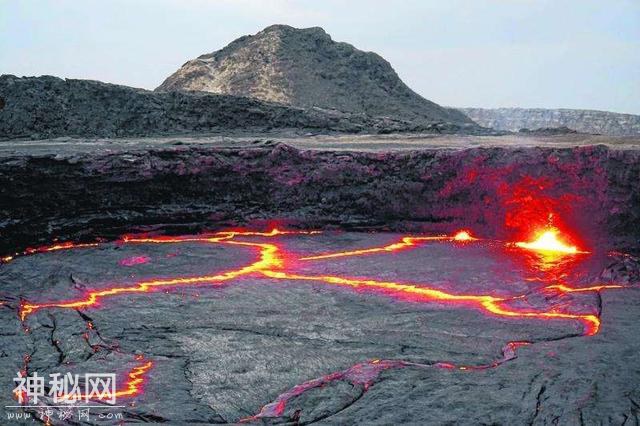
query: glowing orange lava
[
  {"left": 545, "top": 283, "right": 625, "bottom": 293},
  {"left": 453, "top": 230, "right": 475, "bottom": 241},
  {"left": 301, "top": 230, "right": 473, "bottom": 261},
  {"left": 1, "top": 242, "right": 99, "bottom": 264},
  {"left": 19, "top": 239, "right": 282, "bottom": 320},
  {"left": 112, "top": 358, "right": 153, "bottom": 399},
  {"left": 261, "top": 270, "right": 602, "bottom": 336},
  {"left": 8, "top": 227, "right": 630, "bottom": 408},
  {"left": 515, "top": 229, "right": 583, "bottom": 254},
  {"left": 14, "top": 358, "right": 153, "bottom": 404},
  {"left": 16, "top": 229, "right": 616, "bottom": 337}
]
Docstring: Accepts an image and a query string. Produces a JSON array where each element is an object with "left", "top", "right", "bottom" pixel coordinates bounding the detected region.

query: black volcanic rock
[
  {"left": 0, "top": 138, "right": 638, "bottom": 254},
  {"left": 0, "top": 135, "right": 639, "bottom": 424},
  {"left": 0, "top": 75, "right": 486, "bottom": 140},
  {"left": 0, "top": 75, "right": 339, "bottom": 140},
  {"left": 157, "top": 25, "right": 477, "bottom": 128}
]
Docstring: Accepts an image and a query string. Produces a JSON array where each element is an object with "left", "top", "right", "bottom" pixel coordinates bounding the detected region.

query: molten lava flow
[
  {"left": 18, "top": 229, "right": 311, "bottom": 319},
  {"left": 72, "top": 358, "right": 153, "bottom": 400},
  {"left": 261, "top": 270, "right": 602, "bottom": 336},
  {"left": 300, "top": 230, "right": 475, "bottom": 261},
  {"left": 299, "top": 236, "right": 441, "bottom": 261},
  {"left": 10, "top": 227, "right": 631, "bottom": 414},
  {"left": 545, "top": 283, "right": 625, "bottom": 293},
  {"left": 483, "top": 300, "right": 600, "bottom": 336},
  {"left": 18, "top": 228, "right": 619, "bottom": 335},
  {"left": 515, "top": 229, "right": 582, "bottom": 254},
  {"left": 514, "top": 228, "right": 589, "bottom": 272},
  {"left": 19, "top": 239, "right": 284, "bottom": 320},
  {"left": 121, "top": 228, "right": 319, "bottom": 245},
  {"left": 21, "top": 270, "right": 236, "bottom": 320},
  {"left": 113, "top": 358, "right": 153, "bottom": 399},
  {"left": 1, "top": 242, "right": 99, "bottom": 264},
  {"left": 13, "top": 358, "right": 153, "bottom": 404},
  {"left": 453, "top": 230, "right": 475, "bottom": 241}
]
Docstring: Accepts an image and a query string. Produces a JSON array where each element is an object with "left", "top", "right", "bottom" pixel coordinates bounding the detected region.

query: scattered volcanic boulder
[
  {"left": 459, "top": 107, "right": 640, "bottom": 136},
  {"left": 157, "top": 24, "right": 477, "bottom": 129}
]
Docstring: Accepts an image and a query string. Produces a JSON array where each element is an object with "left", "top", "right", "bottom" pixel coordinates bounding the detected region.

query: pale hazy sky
[{"left": 1, "top": 0, "right": 638, "bottom": 113}]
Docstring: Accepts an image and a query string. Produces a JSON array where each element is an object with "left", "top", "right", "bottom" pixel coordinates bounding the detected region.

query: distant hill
[
  {"left": 458, "top": 107, "right": 640, "bottom": 136},
  {"left": 157, "top": 24, "right": 478, "bottom": 130},
  {"left": 0, "top": 75, "right": 479, "bottom": 140}
]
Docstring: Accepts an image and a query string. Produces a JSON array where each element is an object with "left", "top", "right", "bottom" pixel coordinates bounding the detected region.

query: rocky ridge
[
  {"left": 0, "top": 75, "right": 486, "bottom": 140},
  {"left": 157, "top": 25, "right": 477, "bottom": 129},
  {"left": 459, "top": 107, "right": 640, "bottom": 136}
]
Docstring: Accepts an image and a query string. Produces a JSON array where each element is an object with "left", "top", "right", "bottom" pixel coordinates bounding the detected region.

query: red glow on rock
[
  {"left": 243, "top": 339, "right": 536, "bottom": 421},
  {"left": 516, "top": 229, "right": 580, "bottom": 254},
  {"left": 512, "top": 227, "right": 590, "bottom": 272},
  {"left": 435, "top": 362, "right": 456, "bottom": 369},
  {"left": 119, "top": 255, "right": 151, "bottom": 266},
  {"left": 1, "top": 241, "right": 99, "bottom": 264},
  {"left": 453, "top": 230, "right": 475, "bottom": 241}
]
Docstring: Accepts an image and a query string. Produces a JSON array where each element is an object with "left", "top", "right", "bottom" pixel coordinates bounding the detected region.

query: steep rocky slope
[
  {"left": 157, "top": 25, "right": 477, "bottom": 129},
  {"left": 0, "top": 138, "right": 638, "bottom": 254},
  {"left": 459, "top": 107, "right": 640, "bottom": 136}
]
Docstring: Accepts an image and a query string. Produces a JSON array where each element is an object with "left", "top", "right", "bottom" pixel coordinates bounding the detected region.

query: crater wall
[{"left": 1, "top": 143, "right": 638, "bottom": 254}]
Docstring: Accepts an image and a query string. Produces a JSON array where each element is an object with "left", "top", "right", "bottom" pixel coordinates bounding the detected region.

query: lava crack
[{"left": 4, "top": 227, "right": 631, "bottom": 415}]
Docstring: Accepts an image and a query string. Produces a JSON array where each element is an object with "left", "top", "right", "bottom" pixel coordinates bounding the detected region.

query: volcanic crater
[{"left": 1, "top": 134, "right": 639, "bottom": 424}]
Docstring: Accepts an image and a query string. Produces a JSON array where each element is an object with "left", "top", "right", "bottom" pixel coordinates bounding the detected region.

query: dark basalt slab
[{"left": 0, "top": 233, "right": 638, "bottom": 424}]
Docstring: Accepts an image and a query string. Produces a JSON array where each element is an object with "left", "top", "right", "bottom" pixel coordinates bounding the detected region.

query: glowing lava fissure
[
  {"left": 18, "top": 232, "right": 293, "bottom": 319},
  {"left": 261, "top": 270, "right": 602, "bottom": 336},
  {"left": 17, "top": 228, "right": 615, "bottom": 336},
  {"left": 113, "top": 358, "right": 153, "bottom": 399},
  {"left": 13, "top": 357, "right": 153, "bottom": 405},
  {"left": 242, "top": 340, "right": 532, "bottom": 422},
  {"left": 300, "top": 230, "right": 476, "bottom": 261},
  {"left": 1, "top": 242, "right": 100, "bottom": 263},
  {"left": 9, "top": 227, "right": 629, "bottom": 413}
]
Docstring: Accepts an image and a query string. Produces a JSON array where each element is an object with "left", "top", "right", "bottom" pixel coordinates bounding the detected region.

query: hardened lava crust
[{"left": 1, "top": 229, "right": 639, "bottom": 424}]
